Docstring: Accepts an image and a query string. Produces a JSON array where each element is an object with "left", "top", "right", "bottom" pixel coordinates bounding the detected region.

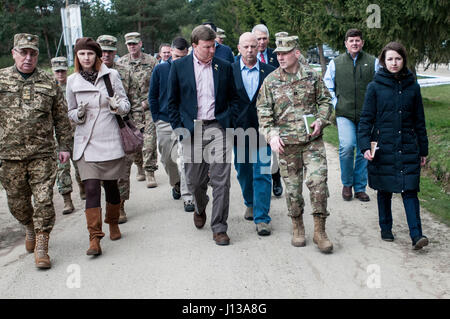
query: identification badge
[{"left": 22, "top": 86, "right": 31, "bottom": 100}]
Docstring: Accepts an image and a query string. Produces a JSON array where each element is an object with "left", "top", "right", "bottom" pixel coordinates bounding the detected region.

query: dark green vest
[{"left": 334, "top": 51, "right": 376, "bottom": 123}]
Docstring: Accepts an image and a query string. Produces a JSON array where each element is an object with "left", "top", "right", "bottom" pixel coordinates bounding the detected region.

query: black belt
[{"left": 201, "top": 119, "right": 218, "bottom": 125}]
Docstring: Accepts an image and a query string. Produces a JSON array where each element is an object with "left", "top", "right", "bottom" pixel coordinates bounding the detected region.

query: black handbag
[{"left": 103, "top": 74, "right": 143, "bottom": 154}]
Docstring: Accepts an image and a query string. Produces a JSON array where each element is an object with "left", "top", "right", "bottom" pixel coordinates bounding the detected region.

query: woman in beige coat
[{"left": 66, "top": 37, "right": 130, "bottom": 256}]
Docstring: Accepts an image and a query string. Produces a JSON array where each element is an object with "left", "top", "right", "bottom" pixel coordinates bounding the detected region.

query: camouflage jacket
[
  {"left": 256, "top": 61, "right": 333, "bottom": 145},
  {"left": 111, "top": 62, "right": 144, "bottom": 130},
  {"left": 0, "top": 66, "right": 72, "bottom": 160},
  {"left": 117, "top": 53, "right": 157, "bottom": 112}
]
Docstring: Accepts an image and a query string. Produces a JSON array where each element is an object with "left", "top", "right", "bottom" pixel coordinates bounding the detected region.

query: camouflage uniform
[
  {"left": 51, "top": 57, "right": 83, "bottom": 196},
  {"left": 117, "top": 34, "right": 158, "bottom": 174},
  {"left": 97, "top": 34, "right": 144, "bottom": 201},
  {"left": 0, "top": 35, "right": 72, "bottom": 233},
  {"left": 256, "top": 37, "right": 333, "bottom": 218}
]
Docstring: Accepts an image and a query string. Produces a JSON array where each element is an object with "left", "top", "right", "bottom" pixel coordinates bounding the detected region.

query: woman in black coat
[{"left": 358, "top": 42, "right": 429, "bottom": 250}]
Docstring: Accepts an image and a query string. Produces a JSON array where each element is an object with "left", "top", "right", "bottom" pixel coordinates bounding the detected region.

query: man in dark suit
[
  {"left": 232, "top": 32, "right": 276, "bottom": 236},
  {"left": 202, "top": 22, "right": 235, "bottom": 64},
  {"left": 168, "top": 25, "right": 238, "bottom": 246},
  {"left": 252, "top": 24, "right": 283, "bottom": 197}
]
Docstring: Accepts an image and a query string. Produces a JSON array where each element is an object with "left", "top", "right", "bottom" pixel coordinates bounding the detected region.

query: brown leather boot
[
  {"left": 118, "top": 199, "right": 127, "bottom": 224},
  {"left": 313, "top": 215, "right": 333, "bottom": 253},
  {"left": 136, "top": 164, "right": 146, "bottom": 181},
  {"left": 85, "top": 207, "right": 105, "bottom": 256},
  {"left": 34, "top": 232, "right": 51, "bottom": 269},
  {"left": 291, "top": 215, "right": 306, "bottom": 247},
  {"left": 146, "top": 171, "right": 157, "bottom": 188},
  {"left": 105, "top": 202, "right": 122, "bottom": 240},
  {"left": 25, "top": 222, "right": 35, "bottom": 253},
  {"left": 62, "top": 193, "right": 75, "bottom": 215}
]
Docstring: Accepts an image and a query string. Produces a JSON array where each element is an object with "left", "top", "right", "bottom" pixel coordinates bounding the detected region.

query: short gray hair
[{"left": 252, "top": 24, "right": 269, "bottom": 37}]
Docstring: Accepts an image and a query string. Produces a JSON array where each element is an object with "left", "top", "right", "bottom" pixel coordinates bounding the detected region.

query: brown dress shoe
[
  {"left": 342, "top": 186, "right": 353, "bottom": 201},
  {"left": 193, "top": 210, "right": 206, "bottom": 229},
  {"left": 213, "top": 232, "right": 230, "bottom": 246},
  {"left": 355, "top": 192, "right": 370, "bottom": 202}
]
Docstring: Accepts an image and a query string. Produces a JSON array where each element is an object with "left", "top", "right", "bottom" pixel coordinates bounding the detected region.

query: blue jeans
[
  {"left": 377, "top": 190, "right": 423, "bottom": 241},
  {"left": 337, "top": 116, "right": 367, "bottom": 192},
  {"left": 234, "top": 144, "right": 272, "bottom": 224}
]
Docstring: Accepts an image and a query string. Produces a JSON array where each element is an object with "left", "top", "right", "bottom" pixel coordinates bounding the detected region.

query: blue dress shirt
[{"left": 240, "top": 58, "right": 260, "bottom": 101}]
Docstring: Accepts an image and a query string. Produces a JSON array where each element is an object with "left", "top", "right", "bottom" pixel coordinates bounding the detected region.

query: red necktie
[{"left": 260, "top": 53, "right": 266, "bottom": 63}]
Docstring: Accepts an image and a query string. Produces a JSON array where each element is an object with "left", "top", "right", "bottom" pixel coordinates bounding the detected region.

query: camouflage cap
[
  {"left": 275, "top": 32, "right": 289, "bottom": 39},
  {"left": 14, "top": 33, "right": 39, "bottom": 52},
  {"left": 97, "top": 35, "right": 118, "bottom": 51},
  {"left": 124, "top": 32, "right": 141, "bottom": 44},
  {"left": 216, "top": 27, "right": 226, "bottom": 39},
  {"left": 51, "top": 57, "right": 68, "bottom": 71},
  {"left": 274, "top": 35, "right": 299, "bottom": 53}
]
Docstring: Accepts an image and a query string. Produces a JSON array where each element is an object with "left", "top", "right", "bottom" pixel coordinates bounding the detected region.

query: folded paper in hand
[
  {"left": 371, "top": 141, "right": 378, "bottom": 157},
  {"left": 303, "top": 114, "right": 316, "bottom": 135}
]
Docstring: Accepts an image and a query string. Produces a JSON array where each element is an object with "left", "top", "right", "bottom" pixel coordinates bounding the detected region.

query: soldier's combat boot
[
  {"left": 79, "top": 182, "right": 86, "bottom": 200},
  {"left": 85, "top": 207, "right": 105, "bottom": 256},
  {"left": 313, "top": 215, "right": 333, "bottom": 254},
  {"left": 34, "top": 232, "right": 51, "bottom": 269},
  {"left": 105, "top": 202, "right": 122, "bottom": 240},
  {"left": 146, "top": 171, "right": 157, "bottom": 188},
  {"left": 62, "top": 193, "right": 75, "bottom": 215},
  {"left": 119, "top": 199, "right": 128, "bottom": 224},
  {"left": 136, "top": 164, "right": 146, "bottom": 182},
  {"left": 25, "top": 222, "right": 35, "bottom": 253},
  {"left": 291, "top": 215, "right": 306, "bottom": 247}
]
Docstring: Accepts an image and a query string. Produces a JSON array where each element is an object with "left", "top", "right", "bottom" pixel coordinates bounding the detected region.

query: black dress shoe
[
  {"left": 272, "top": 171, "right": 283, "bottom": 197},
  {"left": 381, "top": 230, "right": 394, "bottom": 241}
]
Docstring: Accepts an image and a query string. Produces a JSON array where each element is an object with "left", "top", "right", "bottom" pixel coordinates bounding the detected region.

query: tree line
[{"left": 0, "top": 0, "right": 448, "bottom": 72}]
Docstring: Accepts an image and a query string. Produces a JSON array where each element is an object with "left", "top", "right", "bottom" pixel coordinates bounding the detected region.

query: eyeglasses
[{"left": 14, "top": 49, "right": 38, "bottom": 58}]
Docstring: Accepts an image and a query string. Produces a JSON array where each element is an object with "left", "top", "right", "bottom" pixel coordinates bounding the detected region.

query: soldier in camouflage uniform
[
  {"left": 51, "top": 57, "right": 85, "bottom": 215},
  {"left": 116, "top": 32, "right": 158, "bottom": 188},
  {"left": 0, "top": 34, "right": 72, "bottom": 268},
  {"left": 97, "top": 35, "right": 145, "bottom": 223},
  {"left": 256, "top": 35, "right": 334, "bottom": 253}
]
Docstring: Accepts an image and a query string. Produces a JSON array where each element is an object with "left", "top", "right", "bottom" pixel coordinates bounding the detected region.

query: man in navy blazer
[
  {"left": 231, "top": 32, "right": 276, "bottom": 236},
  {"left": 252, "top": 24, "right": 283, "bottom": 197},
  {"left": 168, "top": 25, "right": 238, "bottom": 246}
]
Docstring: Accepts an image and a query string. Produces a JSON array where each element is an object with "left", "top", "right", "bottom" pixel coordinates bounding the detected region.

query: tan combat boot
[
  {"left": 62, "top": 193, "right": 75, "bottom": 215},
  {"left": 85, "top": 207, "right": 105, "bottom": 256},
  {"left": 136, "top": 164, "right": 146, "bottom": 182},
  {"left": 105, "top": 202, "right": 122, "bottom": 240},
  {"left": 313, "top": 215, "right": 333, "bottom": 253},
  {"left": 34, "top": 232, "right": 51, "bottom": 269},
  {"left": 118, "top": 199, "right": 127, "bottom": 224},
  {"left": 79, "top": 182, "right": 86, "bottom": 200},
  {"left": 291, "top": 215, "right": 306, "bottom": 247},
  {"left": 25, "top": 222, "right": 35, "bottom": 253},
  {"left": 146, "top": 171, "right": 157, "bottom": 188}
]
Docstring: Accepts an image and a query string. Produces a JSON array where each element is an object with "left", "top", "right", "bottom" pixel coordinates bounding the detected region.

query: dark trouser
[
  {"left": 84, "top": 179, "right": 121, "bottom": 209},
  {"left": 183, "top": 121, "right": 232, "bottom": 233},
  {"left": 377, "top": 190, "right": 423, "bottom": 240}
]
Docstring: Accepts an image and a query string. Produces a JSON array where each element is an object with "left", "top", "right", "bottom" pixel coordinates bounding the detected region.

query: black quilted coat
[{"left": 358, "top": 68, "right": 428, "bottom": 193}]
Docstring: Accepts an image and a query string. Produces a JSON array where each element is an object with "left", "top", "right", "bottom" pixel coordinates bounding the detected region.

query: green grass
[{"left": 323, "top": 84, "right": 450, "bottom": 225}]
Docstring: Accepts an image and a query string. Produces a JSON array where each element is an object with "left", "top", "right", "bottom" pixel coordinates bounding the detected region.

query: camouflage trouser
[
  {"left": 137, "top": 111, "right": 158, "bottom": 172},
  {"left": 278, "top": 137, "right": 329, "bottom": 218},
  {"left": 0, "top": 157, "right": 57, "bottom": 233},
  {"left": 118, "top": 152, "right": 137, "bottom": 200},
  {"left": 56, "top": 143, "right": 82, "bottom": 195}
]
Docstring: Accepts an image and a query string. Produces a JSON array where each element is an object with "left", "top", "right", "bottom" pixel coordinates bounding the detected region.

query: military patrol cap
[
  {"left": 275, "top": 32, "right": 289, "bottom": 39},
  {"left": 51, "top": 57, "right": 68, "bottom": 71},
  {"left": 124, "top": 32, "right": 141, "bottom": 44},
  {"left": 274, "top": 35, "right": 299, "bottom": 53},
  {"left": 216, "top": 28, "right": 226, "bottom": 39},
  {"left": 14, "top": 33, "right": 39, "bottom": 52},
  {"left": 97, "top": 35, "right": 118, "bottom": 51}
]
